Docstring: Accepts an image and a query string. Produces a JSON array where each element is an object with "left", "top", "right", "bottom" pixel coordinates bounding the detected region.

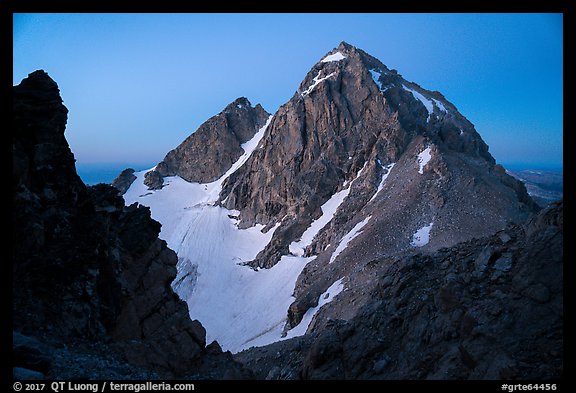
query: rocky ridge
[
  {"left": 111, "top": 168, "right": 136, "bottom": 194},
  {"left": 12, "top": 70, "right": 249, "bottom": 379},
  {"left": 144, "top": 97, "right": 269, "bottom": 189}
]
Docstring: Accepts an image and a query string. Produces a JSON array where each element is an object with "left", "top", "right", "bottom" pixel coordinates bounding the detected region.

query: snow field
[
  {"left": 124, "top": 117, "right": 323, "bottom": 353},
  {"left": 411, "top": 222, "right": 434, "bottom": 247},
  {"left": 329, "top": 216, "right": 371, "bottom": 264},
  {"left": 321, "top": 51, "right": 346, "bottom": 63},
  {"left": 417, "top": 147, "right": 432, "bottom": 174}
]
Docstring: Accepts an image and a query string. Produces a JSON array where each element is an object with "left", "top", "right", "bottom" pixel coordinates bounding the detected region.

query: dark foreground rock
[
  {"left": 235, "top": 200, "right": 563, "bottom": 379},
  {"left": 12, "top": 70, "right": 250, "bottom": 379}
]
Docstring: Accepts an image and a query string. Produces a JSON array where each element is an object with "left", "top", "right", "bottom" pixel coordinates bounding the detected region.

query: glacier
[{"left": 124, "top": 117, "right": 321, "bottom": 352}]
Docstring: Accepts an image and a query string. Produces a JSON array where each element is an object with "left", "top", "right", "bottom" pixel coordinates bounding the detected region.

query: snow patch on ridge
[
  {"left": 284, "top": 278, "right": 345, "bottom": 339},
  {"left": 301, "top": 70, "right": 336, "bottom": 97},
  {"left": 289, "top": 188, "right": 350, "bottom": 257},
  {"left": 321, "top": 51, "right": 346, "bottom": 63},
  {"left": 432, "top": 97, "right": 447, "bottom": 113},
  {"left": 369, "top": 162, "right": 395, "bottom": 203},
  {"left": 330, "top": 216, "right": 371, "bottom": 264},
  {"left": 343, "top": 160, "right": 368, "bottom": 188},
  {"left": 417, "top": 147, "right": 432, "bottom": 174},
  {"left": 403, "top": 84, "right": 434, "bottom": 121},
  {"left": 402, "top": 84, "right": 447, "bottom": 122},
  {"left": 370, "top": 69, "right": 390, "bottom": 92},
  {"left": 411, "top": 222, "right": 433, "bottom": 247}
]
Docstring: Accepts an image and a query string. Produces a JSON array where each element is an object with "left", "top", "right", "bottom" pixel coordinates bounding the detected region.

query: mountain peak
[
  {"left": 225, "top": 96, "right": 253, "bottom": 112},
  {"left": 14, "top": 69, "right": 64, "bottom": 106},
  {"left": 329, "top": 41, "right": 378, "bottom": 63},
  {"left": 337, "top": 40, "right": 354, "bottom": 50},
  {"left": 334, "top": 40, "right": 361, "bottom": 58},
  {"left": 317, "top": 41, "right": 359, "bottom": 64},
  {"left": 140, "top": 97, "right": 270, "bottom": 189},
  {"left": 300, "top": 42, "right": 393, "bottom": 97},
  {"left": 220, "top": 42, "right": 536, "bottom": 268}
]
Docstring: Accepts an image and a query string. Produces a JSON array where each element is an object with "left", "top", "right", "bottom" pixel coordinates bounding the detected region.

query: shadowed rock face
[
  {"left": 140, "top": 97, "right": 270, "bottom": 190},
  {"left": 12, "top": 70, "right": 250, "bottom": 379},
  {"left": 235, "top": 200, "right": 563, "bottom": 380}
]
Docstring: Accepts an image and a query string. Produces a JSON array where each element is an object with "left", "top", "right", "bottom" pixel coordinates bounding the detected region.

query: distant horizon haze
[{"left": 75, "top": 160, "right": 563, "bottom": 187}]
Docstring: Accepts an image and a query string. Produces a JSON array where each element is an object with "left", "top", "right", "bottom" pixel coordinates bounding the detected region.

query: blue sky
[{"left": 13, "top": 13, "right": 563, "bottom": 169}]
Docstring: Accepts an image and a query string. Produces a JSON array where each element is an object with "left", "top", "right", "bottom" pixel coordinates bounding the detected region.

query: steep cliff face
[
  {"left": 142, "top": 97, "right": 269, "bottom": 189},
  {"left": 12, "top": 70, "right": 249, "bottom": 379}
]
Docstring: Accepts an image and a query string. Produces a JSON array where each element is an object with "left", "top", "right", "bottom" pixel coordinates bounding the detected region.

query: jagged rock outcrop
[
  {"left": 12, "top": 70, "right": 250, "bottom": 379},
  {"left": 140, "top": 97, "right": 269, "bottom": 191},
  {"left": 143, "top": 168, "right": 164, "bottom": 190},
  {"left": 111, "top": 168, "right": 136, "bottom": 194},
  {"left": 235, "top": 200, "right": 563, "bottom": 379},
  {"left": 219, "top": 41, "right": 537, "bottom": 269}
]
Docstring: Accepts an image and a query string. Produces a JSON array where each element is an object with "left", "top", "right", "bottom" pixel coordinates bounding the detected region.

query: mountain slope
[
  {"left": 236, "top": 200, "right": 563, "bottom": 379},
  {"left": 120, "top": 42, "right": 541, "bottom": 356},
  {"left": 122, "top": 116, "right": 305, "bottom": 352}
]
